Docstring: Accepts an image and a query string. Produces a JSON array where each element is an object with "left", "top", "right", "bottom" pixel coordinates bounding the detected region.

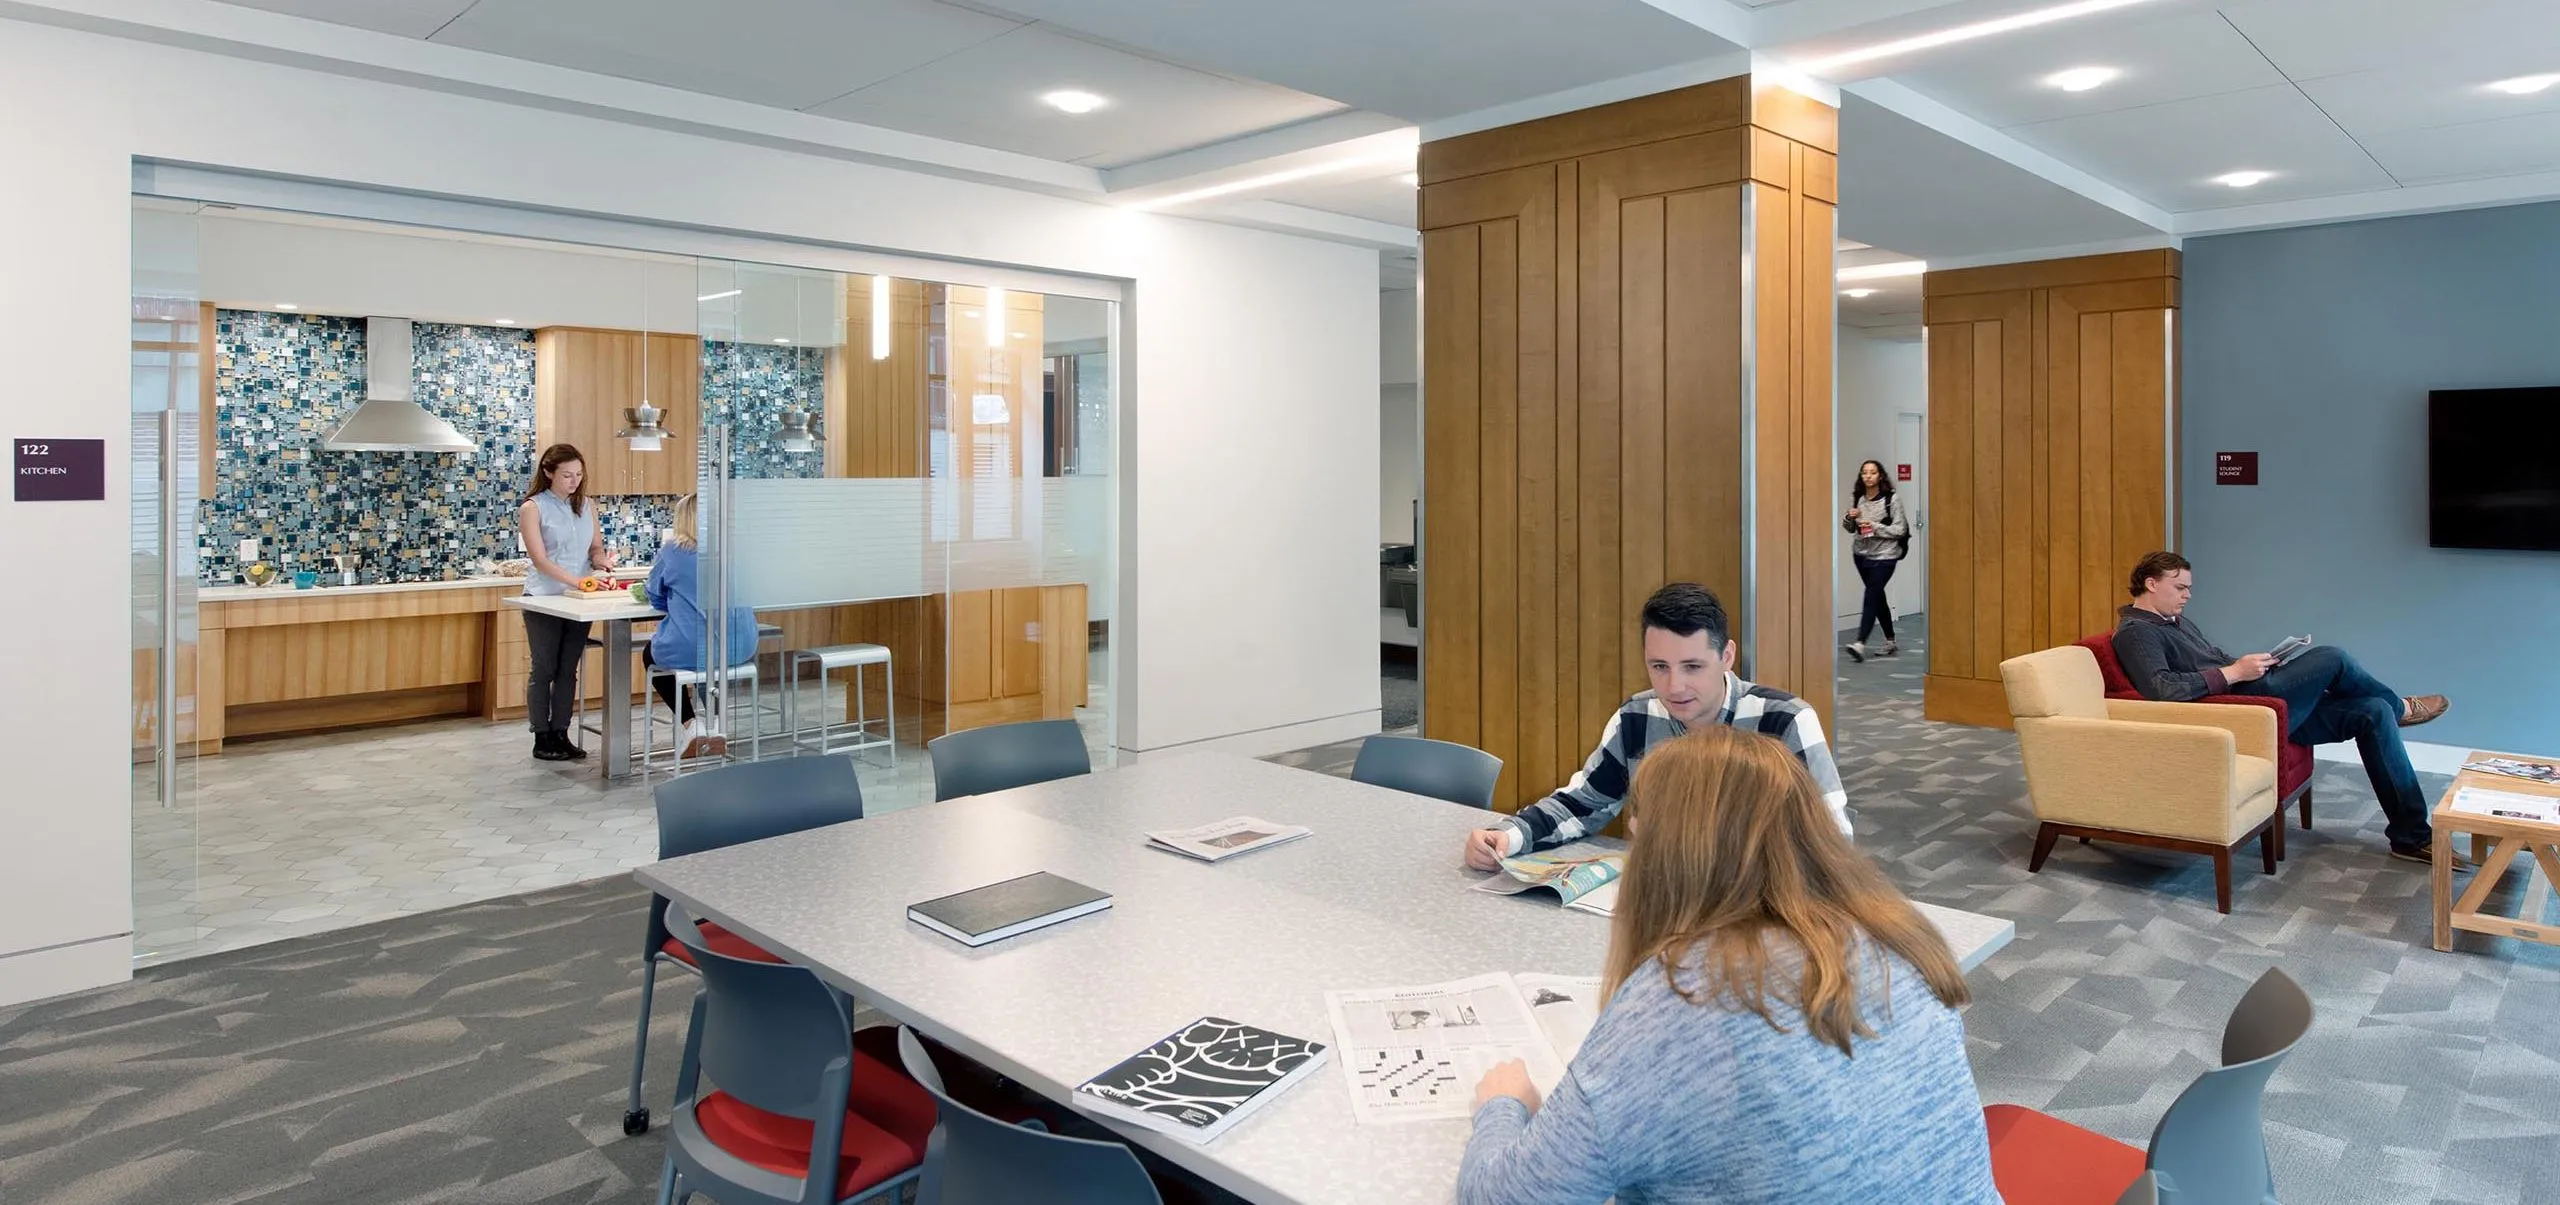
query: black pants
[
  {"left": 641, "top": 645, "right": 696, "bottom": 724},
  {"left": 522, "top": 610, "right": 591, "bottom": 735},
  {"left": 1854, "top": 554, "right": 1901, "bottom": 642}
]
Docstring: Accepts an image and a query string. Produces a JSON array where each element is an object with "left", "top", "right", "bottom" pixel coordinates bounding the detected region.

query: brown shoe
[
  {"left": 2400, "top": 695, "right": 2449, "bottom": 728},
  {"left": 680, "top": 734, "right": 730, "bottom": 761},
  {"left": 2390, "top": 841, "right": 2475, "bottom": 870}
]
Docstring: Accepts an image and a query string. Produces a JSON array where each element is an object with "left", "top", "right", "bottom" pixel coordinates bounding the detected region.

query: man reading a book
[
  {"left": 1461, "top": 583, "right": 1849, "bottom": 870},
  {"left": 2112, "top": 550, "right": 2456, "bottom": 865}
]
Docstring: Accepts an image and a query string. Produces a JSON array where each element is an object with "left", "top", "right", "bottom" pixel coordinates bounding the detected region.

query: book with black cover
[
  {"left": 906, "top": 871, "right": 1112, "bottom": 947},
  {"left": 1073, "top": 1017, "right": 1330, "bottom": 1144}
]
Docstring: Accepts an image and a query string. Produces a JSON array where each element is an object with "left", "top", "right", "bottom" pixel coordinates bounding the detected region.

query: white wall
[
  {"left": 0, "top": 16, "right": 1380, "bottom": 1004},
  {"left": 1380, "top": 288, "right": 1419, "bottom": 544},
  {"left": 1835, "top": 329, "right": 1928, "bottom": 631}
]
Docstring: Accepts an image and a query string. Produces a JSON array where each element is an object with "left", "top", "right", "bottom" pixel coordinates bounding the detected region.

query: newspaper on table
[
  {"left": 2449, "top": 786, "right": 2560, "bottom": 825},
  {"left": 2461, "top": 757, "right": 2560, "bottom": 784},
  {"left": 1470, "top": 849, "right": 1623, "bottom": 916},
  {"left": 1145, "top": 816, "right": 1312, "bottom": 862},
  {"left": 1321, "top": 971, "right": 1606, "bottom": 1124}
]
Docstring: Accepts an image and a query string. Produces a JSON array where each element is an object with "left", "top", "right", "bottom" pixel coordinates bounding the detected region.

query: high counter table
[
  {"left": 636, "top": 753, "right": 2016, "bottom": 1205},
  {"left": 504, "top": 592, "right": 664, "bottom": 778}
]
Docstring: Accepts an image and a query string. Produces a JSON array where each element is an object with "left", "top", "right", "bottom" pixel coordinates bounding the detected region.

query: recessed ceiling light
[
  {"left": 2212, "top": 170, "right": 2274, "bottom": 188},
  {"left": 2044, "top": 66, "right": 2120, "bottom": 93},
  {"left": 494, "top": 318, "right": 518, "bottom": 326},
  {"left": 1795, "top": 0, "right": 2167, "bottom": 73},
  {"left": 2486, "top": 74, "right": 2560, "bottom": 96},
  {"left": 1842, "top": 288, "right": 1879, "bottom": 299},
  {"left": 1042, "top": 90, "right": 1108, "bottom": 115},
  {"left": 1837, "top": 260, "right": 1927, "bottom": 282},
  {"left": 274, "top": 303, "right": 299, "bottom": 311},
  {"left": 1401, "top": 173, "right": 1419, "bottom": 186}
]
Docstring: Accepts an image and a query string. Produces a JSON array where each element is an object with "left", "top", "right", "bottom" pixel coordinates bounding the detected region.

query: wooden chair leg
[
  {"left": 2261, "top": 824, "right": 2279, "bottom": 875},
  {"left": 2214, "top": 847, "right": 2234, "bottom": 914},
  {"left": 2030, "top": 823, "right": 2062, "bottom": 873},
  {"left": 2299, "top": 784, "right": 2314, "bottom": 830}
]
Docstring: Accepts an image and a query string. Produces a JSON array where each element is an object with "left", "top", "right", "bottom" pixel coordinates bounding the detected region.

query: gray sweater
[
  {"left": 1456, "top": 941, "right": 2000, "bottom": 1205},
  {"left": 2111, "top": 603, "right": 2238, "bottom": 701},
  {"left": 1842, "top": 493, "right": 1909, "bottom": 561}
]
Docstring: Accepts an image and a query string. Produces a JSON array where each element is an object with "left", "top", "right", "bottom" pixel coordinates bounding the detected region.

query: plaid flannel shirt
[{"left": 1500, "top": 673, "right": 1851, "bottom": 854}]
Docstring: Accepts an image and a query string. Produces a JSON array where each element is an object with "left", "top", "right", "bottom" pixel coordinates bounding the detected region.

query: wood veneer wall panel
[{"left": 1422, "top": 225, "right": 1483, "bottom": 751}]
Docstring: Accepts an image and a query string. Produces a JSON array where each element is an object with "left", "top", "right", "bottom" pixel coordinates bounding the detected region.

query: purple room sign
[{"left": 14, "top": 439, "right": 106, "bottom": 502}]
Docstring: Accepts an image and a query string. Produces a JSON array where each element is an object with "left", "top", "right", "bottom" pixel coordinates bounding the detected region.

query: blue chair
[
  {"left": 927, "top": 719, "right": 1091, "bottom": 802},
  {"left": 1350, "top": 735, "right": 1503, "bottom": 809},
  {"left": 626, "top": 755, "right": 866, "bottom": 1136},
  {"left": 895, "top": 1026, "right": 1163, "bottom": 1205},
  {"left": 1984, "top": 968, "right": 2313, "bottom": 1205},
  {"left": 657, "top": 905, "right": 931, "bottom": 1205}
]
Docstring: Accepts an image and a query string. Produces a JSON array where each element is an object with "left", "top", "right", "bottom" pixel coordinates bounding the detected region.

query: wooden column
[
  {"left": 1920, "top": 250, "right": 2181, "bottom": 728},
  {"left": 1419, "top": 76, "right": 1837, "bottom": 813}
]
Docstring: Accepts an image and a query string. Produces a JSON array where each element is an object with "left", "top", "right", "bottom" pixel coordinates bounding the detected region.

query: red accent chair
[{"left": 2076, "top": 635, "right": 2314, "bottom": 828}]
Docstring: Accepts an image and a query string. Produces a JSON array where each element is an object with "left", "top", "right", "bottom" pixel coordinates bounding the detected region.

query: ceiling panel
[
  {"left": 2357, "top": 109, "right": 2560, "bottom": 185},
  {"left": 1837, "top": 95, "right": 2161, "bottom": 260},
  {"left": 2004, "top": 82, "right": 2398, "bottom": 210},
  {"left": 2221, "top": 0, "right": 2560, "bottom": 83},
  {"left": 430, "top": 0, "right": 1027, "bottom": 111},
  {"left": 2300, "top": 58, "right": 2560, "bottom": 141},
  {"left": 216, "top": 0, "right": 476, "bottom": 39},
  {"left": 943, "top": 0, "right": 1741, "bottom": 122},
  {"left": 1888, "top": 10, "right": 2285, "bottom": 129},
  {"left": 1259, "top": 167, "right": 1419, "bottom": 226},
  {"left": 809, "top": 25, "right": 1342, "bottom": 166}
]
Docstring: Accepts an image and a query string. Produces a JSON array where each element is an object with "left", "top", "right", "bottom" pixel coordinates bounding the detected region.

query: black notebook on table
[{"left": 907, "top": 871, "right": 1112, "bottom": 947}]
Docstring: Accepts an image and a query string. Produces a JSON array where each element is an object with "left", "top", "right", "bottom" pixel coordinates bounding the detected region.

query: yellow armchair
[{"left": 2000, "top": 645, "right": 2285, "bottom": 913}]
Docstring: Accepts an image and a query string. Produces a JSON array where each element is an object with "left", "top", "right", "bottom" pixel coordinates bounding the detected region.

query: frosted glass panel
[{"left": 726, "top": 477, "right": 935, "bottom": 607}]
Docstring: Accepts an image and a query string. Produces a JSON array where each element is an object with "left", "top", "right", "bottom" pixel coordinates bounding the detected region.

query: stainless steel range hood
[{"left": 321, "top": 317, "right": 477, "bottom": 453}]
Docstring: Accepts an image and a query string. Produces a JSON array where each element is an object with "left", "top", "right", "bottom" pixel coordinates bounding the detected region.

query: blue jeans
[{"left": 2236, "top": 646, "right": 2429, "bottom": 850}]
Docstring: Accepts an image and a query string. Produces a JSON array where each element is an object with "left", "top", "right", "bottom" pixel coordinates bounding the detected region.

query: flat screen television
[{"left": 2430, "top": 387, "right": 2560, "bottom": 552}]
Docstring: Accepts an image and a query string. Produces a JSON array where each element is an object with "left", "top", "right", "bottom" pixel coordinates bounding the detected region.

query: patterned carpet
[{"left": 8, "top": 641, "right": 2558, "bottom": 1203}]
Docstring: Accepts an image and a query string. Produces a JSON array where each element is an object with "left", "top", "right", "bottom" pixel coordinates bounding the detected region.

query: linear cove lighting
[
  {"left": 494, "top": 318, "right": 518, "bottom": 326},
  {"left": 1043, "top": 90, "right": 1107, "bottom": 114},
  {"left": 2487, "top": 74, "right": 2560, "bottom": 96},
  {"left": 870, "top": 275, "right": 891, "bottom": 361},
  {"left": 772, "top": 337, "right": 791, "bottom": 345},
  {"left": 2044, "top": 66, "right": 2120, "bottom": 92},
  {"left": 2212, "top": 170, "right": 2273, "bottom": 188},
  {"left": 1836, "top": 260, "right": 1926, "bottom": 282},
  {"left": 274, "top": 303, "right": 299, "bottom": 311},
  {"left": 985, "top": 288, "right": 1006, "bottom": 344},
  {"left": 1131, "top": 147, "right": 1418, "bottom": 211},
  {"left": 697, "top": 289, "right": 742, "bottom": 302},
  {"left": 1842, "top": 288, "right": 1879, "bottom": 299},
  {"left": 1796, "top": 0, "right": 2167, "bottom": 73}
]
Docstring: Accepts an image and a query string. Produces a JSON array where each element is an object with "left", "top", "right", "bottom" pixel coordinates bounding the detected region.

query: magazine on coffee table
[
  {"left": 2449, "top": 786, "right": 2560, "bottom": 825},
  {"left": 1471, "top": 849, "right": 1623, "bottom": 916},
  {"left": 1145, "top": 816, "right": 1312, "bottom": 862},
  {"left": 2461, "top": 757, "right": 2560, "bottom": 784},
  {"left": 1322, "top": 971, "right": 1607, "bottom": 1124}
]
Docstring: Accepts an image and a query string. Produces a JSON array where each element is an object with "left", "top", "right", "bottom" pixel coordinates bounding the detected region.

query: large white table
[
  {"left": 635, "top": 753, "right": 2015, "bottom": 1205},
  {"left": 505, "top": 592, "right": 663, "bottom": 778}
]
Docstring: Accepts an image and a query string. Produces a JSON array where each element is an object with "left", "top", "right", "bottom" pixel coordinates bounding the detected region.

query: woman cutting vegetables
[{"left": 518, "top": 443, "right": 613, "bottom": 762}]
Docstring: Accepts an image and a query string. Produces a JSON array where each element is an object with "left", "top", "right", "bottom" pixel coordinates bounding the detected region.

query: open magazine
[
  {"left": 1146, "top": 816, "right": 1312, "bottom": 862},
  {"left": 2264, "top": 634, "right": 2312, "bottom": 666},
  {"left": 2449, "top": 786, "right": 2560, "bottom": 825},
  {"left": 2462, "top": 757, "right": 2560, "bottom": 784},
  {"left": 1470, "top": 849, "right": 1622, "bottom": 916},
  {"left": 1321, "top": 972, "right": 1606, "bottom": 1124}
]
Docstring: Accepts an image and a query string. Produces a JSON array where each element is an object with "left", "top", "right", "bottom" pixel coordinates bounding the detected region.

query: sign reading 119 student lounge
[{"left": 15, "top": 439, "right": 106, "bottom": 502}]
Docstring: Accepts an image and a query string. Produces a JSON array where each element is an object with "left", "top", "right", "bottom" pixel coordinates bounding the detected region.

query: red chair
[{"left": 2076, "top": 635, "right": 2314, "bottom": 829}]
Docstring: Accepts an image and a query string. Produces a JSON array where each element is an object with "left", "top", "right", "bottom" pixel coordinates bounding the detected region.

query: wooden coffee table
[{"left": 2430, "top": 749, "right": 2560, "bottom": 952}]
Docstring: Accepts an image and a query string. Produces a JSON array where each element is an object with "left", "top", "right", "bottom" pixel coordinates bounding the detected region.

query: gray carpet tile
[{"left": 10, "top": 665, "right": 2559, "bottom": 1204}]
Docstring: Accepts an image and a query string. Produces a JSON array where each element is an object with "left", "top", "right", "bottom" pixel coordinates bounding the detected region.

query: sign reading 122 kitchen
[{"left": 15, "top": 439, "right": 106, "bottom": 502}]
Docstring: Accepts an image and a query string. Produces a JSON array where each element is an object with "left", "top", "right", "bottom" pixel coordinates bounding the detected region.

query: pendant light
[
  {"left": 779, "top": 273, "right": 816, "bottom": 453},
  {"left": 619, "top": 263, "right": 667, "bottom": 452}
]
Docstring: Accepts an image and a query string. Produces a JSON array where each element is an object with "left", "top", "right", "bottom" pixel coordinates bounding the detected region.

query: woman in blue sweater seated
[
  {"left": 642, "top": 494, "right": 759, "bottom": 761},
  {"left": 1458, "top": 725, "right": 2000, "bottom": 1205}
]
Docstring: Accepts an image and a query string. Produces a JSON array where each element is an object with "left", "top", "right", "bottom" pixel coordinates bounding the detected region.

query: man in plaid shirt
[{"left": 1462, "top": 582, "right": 1852, "bottom": 868}]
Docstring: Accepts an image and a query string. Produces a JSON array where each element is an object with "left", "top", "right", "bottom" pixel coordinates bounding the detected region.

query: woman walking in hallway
[{"left": 1841, "top": 459, "right": 1908, "bottom": 663}]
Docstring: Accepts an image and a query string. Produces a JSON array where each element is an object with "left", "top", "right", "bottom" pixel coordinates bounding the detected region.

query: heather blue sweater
[{"left": 1457, "top": 940, "right": 1999, "bottom": 1205}]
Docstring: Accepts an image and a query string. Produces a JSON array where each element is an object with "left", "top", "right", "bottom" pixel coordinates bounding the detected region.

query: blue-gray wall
[{"left": 2182, "top": 203, "right": 2560, "bottom": 754}]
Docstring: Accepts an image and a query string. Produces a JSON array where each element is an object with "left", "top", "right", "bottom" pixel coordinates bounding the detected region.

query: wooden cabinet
[{"left": 535, "top": 327, "right": 701, "bottom": 497}]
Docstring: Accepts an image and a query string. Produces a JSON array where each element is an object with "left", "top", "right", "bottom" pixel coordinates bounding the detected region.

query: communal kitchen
[{"left": 134, "top": 201, "right": 1116, "bottom": 963}]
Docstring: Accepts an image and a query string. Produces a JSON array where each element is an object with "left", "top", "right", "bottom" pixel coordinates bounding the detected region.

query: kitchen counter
[{"left": 200, "top": 574, "right": 525, "bottom": 602}]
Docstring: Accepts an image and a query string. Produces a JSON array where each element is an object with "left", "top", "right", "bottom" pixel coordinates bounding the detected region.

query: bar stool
[
  {"left": 785, "top": 644, "right": 895, "bottom": 765},
  {"left": 641, "top": 660, "right": 763, "bottom": 776}
]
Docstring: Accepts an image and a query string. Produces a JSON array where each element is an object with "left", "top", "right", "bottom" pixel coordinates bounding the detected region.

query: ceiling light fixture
[
  {"left": 2044, "top": 66, "right": 2120, "bottom": 92},
  {"left": 274, "top": 303, "right": 299, "bottom": 311},
  {"left": 2486, "top": 74, "right": 2560, "bottom": 96},
  {"left": 986, "top": 287, "right": 1006, "bottom": 344},
  {"left": 494, "top": 318, "right": 518, "bottom": 326},
  {"left": 1842, "top": 288, "right": 1879, "bottom": 299},
  {"left": 1401, "top": 173, "right": 1420, "bottom": 186},
  {"left": 697, "top": 289, "right": 742, "bottom": 302},
  {"left": 1836, "top": 260, "right": 1927, "bottom": 282},
  {"left": 1796, "top": 0, "right": 2167, "bottom": 74},
  {"left": 1130, "top": 147, "right": 1419, "bottom": 211},
  {"left": 1042, "top": 90, "right": 1108, "bottom": 114},
  {"left": 772, "top": 337, "right": 791, "bottom": 344},
  {"left": 2212, "top": 170, "right": 2274, "bottom": 188},
  {"left": 870, "top": 275, "right": 891, "bottom": 362}
]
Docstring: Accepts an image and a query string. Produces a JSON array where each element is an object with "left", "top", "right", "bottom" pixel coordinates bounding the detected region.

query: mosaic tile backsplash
[{"left": 199, "top": 312, "right": 820, "bottom": 585}]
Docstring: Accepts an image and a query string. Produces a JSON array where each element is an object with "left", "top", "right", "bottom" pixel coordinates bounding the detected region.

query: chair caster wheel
[{"left": 624, "top": 1108, "right": 650, "bottom": 1136}]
